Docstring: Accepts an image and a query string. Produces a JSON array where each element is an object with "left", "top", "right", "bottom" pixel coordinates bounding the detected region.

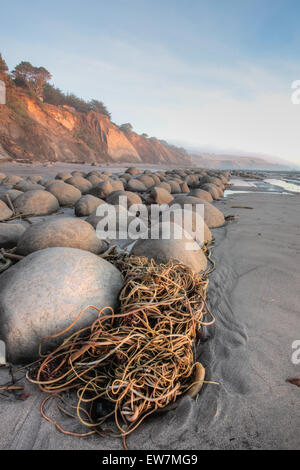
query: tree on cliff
[
  {"left": 12, "top": 61, "right": 52, "bottom": 98},
  {"left": 88, "top": 99, "right": 111, "bottom": 117},
  {"left": 119, "top": 123, "right": 133, "bottom": 134},
  {"left": 0, "top": 53, "right": 8, "bottom": 75}
]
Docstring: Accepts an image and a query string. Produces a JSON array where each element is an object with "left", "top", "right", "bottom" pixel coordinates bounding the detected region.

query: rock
[
  {"left": 190, "top": 188, "right": 213, "bottom": 202},
  {"left": 66, "top": 176, "right": 92, "bottom": 193},
  {"left": 2, "top": 175, "right": 23, "bottom": 186},
  {"left": 86, "top": 205, "right": 138, "bottom": 240},
  {"left": 110, "top": 180, "right": 125, "bottom": 191},
  {"left": 125, "top": 167, "right": 141, "bottom": 175},
  {"left": 131, "top": 222, "right": 207, "bottom": 273},
  {"left": 180, "top": 182, "right": 190, "bottom": 193},
  {"left": 126, "top": 179, "right": 147, "bottom": 192},
  {"left": 13, "top": 190, "right": 60, "bottom": 216},
  {"left": 16, "top": 217, "right": 106, "bottom": 255},
  {"left": 137, "top": 175, "right": 155, "bottom": 189},
  {"left": 0, "top": 247, "right": 123, "bottom": 363},
  {"left": 156, "top": 181, "right": 172, "bottom": 193},
  {"left": 75, "top": 195, "right": 105, "bottom": 217},
  {"left": 43, "top": 179, "right": 62, "bottom": 188},
  {"left": 14, "top": 182, "right": 45, "bottom": 192},
  {"left": 0, "top": 223, "right": 26, "bottom": 248},
  {"left": 0, "top": 173, "right": 6, "bottom": 181},
  {"left": 120, "top": 173, "right": 131, "bottom": 182},
  {"left": 170, "top": 196, "right": 225, "bottom": 228},
  {"left": 27, "top": 175, "right": 43, "bottom": 184},
  {"left": 88, "top": 181, "right": 113, "bottom": 199},
  {"left": 201, "top": 183, "right": 222, "bottom": 200},
  {"left": 0, "top": 189, "right": 23, "bottom": 204},
  {"left": 168, "top": 181, "right": 181, "bottom": 194},
  {"left": 86, "top": 174, "right": 104, "bottom": 186},
  {"left": 160, "top": 208, "right": 212, "bottom": 245},
  {"left": 55, "top": 172, "right": 73, "bottom": 181},
  {"left": 0, "top": 201, "right": 13, "bottom": 221},
  {"left": 148, "top": 187, "right": 174, "bottom": 204},
  {"left": 106, "top": 190, "right": 142, "bottom": 208},
  {"left": 47, "top": 182, "right": 81, "bottom": 206}
]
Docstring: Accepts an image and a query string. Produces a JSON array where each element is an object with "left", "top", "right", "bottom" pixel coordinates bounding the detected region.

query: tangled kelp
[{"left": 27, "top": 254, "right": 215, "bottom": 447}]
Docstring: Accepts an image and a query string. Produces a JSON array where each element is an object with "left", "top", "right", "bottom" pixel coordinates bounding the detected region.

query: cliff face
[
  {"left": 0, "top": 86, "right": 191, "bottom": 165},
  {"left": 125, "top": 131, "right": 189, "bottom": 164}
]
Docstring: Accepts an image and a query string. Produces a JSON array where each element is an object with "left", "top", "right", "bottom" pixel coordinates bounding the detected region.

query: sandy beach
[{"left": 0, "top": 190, "right": 299, "bottom": 450}]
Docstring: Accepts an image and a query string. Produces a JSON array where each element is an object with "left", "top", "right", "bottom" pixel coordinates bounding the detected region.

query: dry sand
[{"left": 0, "top": 192, "right": 299, "bottom": 449}]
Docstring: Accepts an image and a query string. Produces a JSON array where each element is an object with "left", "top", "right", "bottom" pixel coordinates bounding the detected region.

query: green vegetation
[
  {"left": 43, "top": 84, "right": 110, "bottom": 117},
  {"left": 119, "top": 123, "right": 133, "bottom": 133},
  {"left": 12, "top": 61, "right": 52, "bottom": 98},
  {"left": 0, "top": 52, "right": 111, "bottom": 117},
  {"left": 0, "top": 53, "right": 8, "bottom": 74}
]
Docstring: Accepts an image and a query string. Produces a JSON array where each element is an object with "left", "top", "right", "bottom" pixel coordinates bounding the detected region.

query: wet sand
[{"left": 0, "top": 192, "right": 299, "bottom": 449}]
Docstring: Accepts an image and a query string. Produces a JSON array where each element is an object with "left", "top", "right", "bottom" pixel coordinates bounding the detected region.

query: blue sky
[{"left": 1, "top": 0, "right": 300, "bottom": 164}]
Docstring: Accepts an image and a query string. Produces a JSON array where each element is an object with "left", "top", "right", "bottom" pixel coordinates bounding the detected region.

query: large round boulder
[
  {"left": 47, "top": 182, "right": 81, "bottom": 206},
  {"left": 0, "top": 189, "right": 23, "bottom": 204},
  {"left": 190, "top": 188, "right": 213, "bottom": 202},
  {"left": 0, "top": 201, "right": 13, "bottom": 221},
  {"left": 15, "top": 182, "right": 45, "bottom": 192},
  {"left": 2, "top": 175, "right": 23, "bottom": 186},
  {"left": 27, "top": 175, "right": 43, "bottom": 184},
  {"left": 0, "top": 223, "right": 26, "bottom": 248},
  {"left": 88, "top": 181, "right": 113, "bottom": 199},
  {"left": 125, "top": 167, "right": 141, "bottom": 176},
  {"left": 55, "top": 171, "right": 73, "bottom": 181},
  {"left": 106, "top": 190, "right": 142, "bottom": 209},
  {"left": 148, "top": 187, "right": 174, "bottom": 204},
  {"left": 160, "top": 208, "right": 212, "bottom": 245},
  {"left": 0, "top": 247, "right": 123, "bottom": 363},
  {"left": 131, "top": 222, "right": 207, "bottom": 273},
  {"left": 126, "top": 179, "right": 147, "bottom": 192},
  {"left": 66, "top": 176, "right": 92, "bottom": 193},
  {"left": 137, "top": 175, "right": 155, "bottom": 189},
  {"left": 86, "top": 204, "right": 137, "bottom": 236},
  {"left": 170, "top": 196, "right": 225, "bottom": 228},
  {"left": 75, "top": 194, "right": 105, "bottom": 217},
  {"left": 16, "top": 217, "right": 106, "bottom": 255},
  {"left": 13, "top": 190, "right": 59, "bottom": 216},
  {"left": 201, "top": 183, "right": 223, "bottom": 199}
]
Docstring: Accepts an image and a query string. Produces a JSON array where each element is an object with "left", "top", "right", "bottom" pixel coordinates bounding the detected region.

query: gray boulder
[
  {"left": 126, "top": 179, "right": 147, "bottom": 192},
  {"left": 131, "top": 222, "right": 207, "bottom": 273},
  {"left": 55, "top": 172, "right": 73, "bottom": 181},
  {"left": 190, "top": 188, "right": 213, "bottom": 202},
  {"left": 2, "top": 175, "right": 23, "bottom": 186},
  {"left": 170, "top": 196, "right": 225, "bottom": 228},
  {"left": 88, "top": 181, "right": 113, "bottom": 199},
  {"left": 47, "top": 182, "right": 81, "bottom": 206},
  {"left": 148, "top": 187, "right": 174, "bottom": 204},
  {"left": 66, "top": 176, "right": 92, "bottom": 193},
  {"left": 0, "top": 247, "right": 123, "bottom": 363},
  {"left": 125, "top": 167, "right": 141, "bottom": 175},
  {"left": 0, "top": 189, "right": 23, "bottom": 204},
  {"left": 0, "top": 223, "right": 26, "bottom": 248},
  {"left": 0, "top": 201, "right": 13, "bottom": 221},
  {"left": 106, "top": 190, "right": 142, "bottom": 208},
  {"left": 201, "top": 183, "right": 223, "bottom": 199},
  {"left": 13, "top": 190, "right": 59, "bottom": 216},
  {"left": 17, "top": 217, "right": 106, "bottom": 255},
  {"left": 15, "top": 182, "right": 45, "bottom": 192},
  {"left": 27, "top": 175, "right": 43, "bottom": 184},
  {"left": 75, "top": 194, "right": 105, "bottom": 217}
]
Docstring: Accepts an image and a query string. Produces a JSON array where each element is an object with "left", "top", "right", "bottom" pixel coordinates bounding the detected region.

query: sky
[{"left": 1, "top": 0, "right": 300, "bottom": 165}]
